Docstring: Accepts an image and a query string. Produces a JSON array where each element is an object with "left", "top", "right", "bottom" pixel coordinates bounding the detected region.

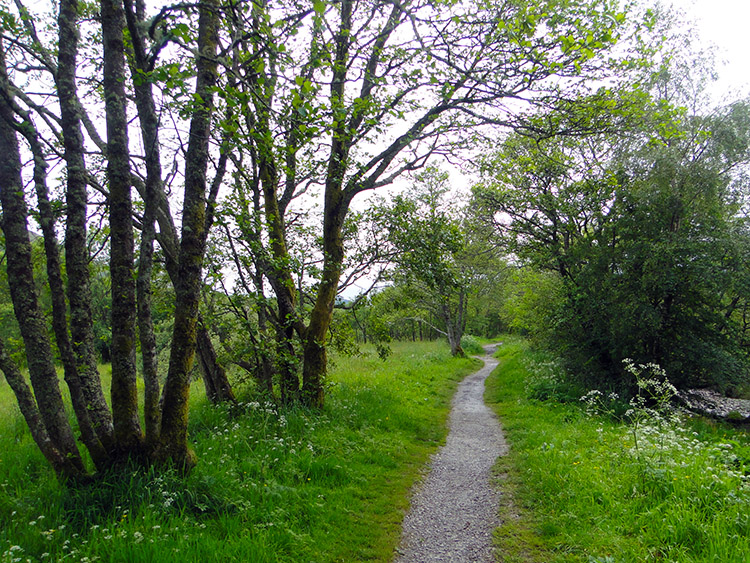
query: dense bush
[
  {"left": 478, "top": 97, "right": 750, "bottom": 391},
  {"left": 459, "top": 335, "right": 484, "bottom": 356}
]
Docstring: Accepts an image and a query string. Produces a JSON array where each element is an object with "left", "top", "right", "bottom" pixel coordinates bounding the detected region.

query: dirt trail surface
[{"left": 394, "top": 345, "right": 507, "bottom": 563}]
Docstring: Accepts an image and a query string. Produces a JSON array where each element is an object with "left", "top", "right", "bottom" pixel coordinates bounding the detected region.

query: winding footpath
[{"left": 394, "top": 345, "right": 508, "bottom": 563}]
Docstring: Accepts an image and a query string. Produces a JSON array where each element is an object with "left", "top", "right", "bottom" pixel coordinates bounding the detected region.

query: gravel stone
[{"left": 394, "top": 345, "right": 507, "bottom": 563}]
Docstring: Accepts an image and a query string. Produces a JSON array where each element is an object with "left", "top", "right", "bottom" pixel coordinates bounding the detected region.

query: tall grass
[
  {"left": 487, "top": 336, "right": 750, "bottom": 563},
  {"left": 0, "top": 341, "right": 480, "bottom": 562}
]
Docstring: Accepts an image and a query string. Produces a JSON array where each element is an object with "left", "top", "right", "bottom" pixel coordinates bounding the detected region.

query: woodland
[{"left": 0, "top": 0, "right": 749, "bottom": 557}]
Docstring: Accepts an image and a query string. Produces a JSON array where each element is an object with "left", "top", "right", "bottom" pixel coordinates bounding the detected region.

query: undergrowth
[
  {"left": 0, "top": 340, "right": 480, "bottom": 562},
  {"left": 487, "top": 336, "right": 750, "bottom": 563}
]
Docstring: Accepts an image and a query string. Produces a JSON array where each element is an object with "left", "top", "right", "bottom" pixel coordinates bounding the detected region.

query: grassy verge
[
  {"left": 486, "top": 336, "right": 750, "bottom": 563},
  {"left": 0, "top": 340, "right": 480, "bottom": 562}
]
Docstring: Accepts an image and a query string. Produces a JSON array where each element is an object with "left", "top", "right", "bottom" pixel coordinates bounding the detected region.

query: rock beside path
[{"left": 677, "top": 388, "right": 750, "bottom": 422}]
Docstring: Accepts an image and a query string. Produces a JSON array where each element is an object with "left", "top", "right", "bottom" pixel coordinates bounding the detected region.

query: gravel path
[{"left": 394, "top": 345, "right": 508, "bottom": 563}]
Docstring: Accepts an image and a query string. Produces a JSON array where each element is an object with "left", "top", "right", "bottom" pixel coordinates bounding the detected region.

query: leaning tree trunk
[
  {"left": 18, "top": 107, "right": 111, "bottom": 469},
  {"left": 123, "top": 0, "right": 234, "bottom": 412},
  {"left": 259, "top": 157, "right": 301, "bottom": 403},
  {"left": 0, "top": 81, "right": 85, "bottom": 478},
  {"left": 137, "top": 144, "right": 235, "bottom": 407},
  {"left": 0, "top": 41, "right": 111, "bottom": 469},
  {"left": 157, "top": 0, "right": 219, "bottom": 469},
  {"left": 197, "top": 323, "right": 236, "bottom": 404},
  {"left": 102, "top": 0, "right": 143, "bottom": 456},
  {"left": 256, "top": 111, "right": 302, "bottom": 402},
  {"left": 149, "top": 191, "right": 236, "bottom": 406},
  {"left": 0, "top": 338, "right": 79, "bottom": 479}
]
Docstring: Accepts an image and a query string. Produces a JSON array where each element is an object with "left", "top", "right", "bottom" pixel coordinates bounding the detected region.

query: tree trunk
[
  {"left": 259, "top": 158, "right": 301, "bottom": 402},
  {"left": 124, "top": 0, "right": 162, "bottom": 450},
  {"left": 149, "top": 195, "right": 235, "bottom": 407},
  {"left": 255, "top": 300, "right": 276, "bottom": 396},
  {"left": 102, "top": 0, "right": 143, "bottom": 456},
  {"left": 157, "top": 0, "right": 219, "bottom": 469},
  {"left": 301, "top": 192, "right": 348, "bottom": 407},
  {"left": 197, "top": 323, "right": 236, "bottom": 403},
  {"left": 257, "top": 121, "right": 302, "bottom": 403},
  {"left": 300, "top": 1, "right": 353, "bottom": 408},
  {"left": 15, "top": 106, "right": 111, "bottom": 469},
  {"left": 447, "top": 326, "right": 465, "bottom": 357},
  {"left": 0, "top": 338, "right": 80, "bottom": 480},
  {"left": 443, "top": 303, "right": 465, "bottom": 357},
  {"left": 0, "top": 85, "right": 85, "bottom": 476},
  {"left": 142, "top": 163, "right": 235, "bottom": 408},
  {"left": 57, "top": 0, "right": 115, "bottom": 451},
  {"left": 277, "top": 325, "right": 300, "bottom": 404}
]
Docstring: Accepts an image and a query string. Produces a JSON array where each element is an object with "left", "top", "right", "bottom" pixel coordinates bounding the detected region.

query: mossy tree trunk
[
  {"left": 0, "top": 38, "right": 113, "bottom": 469},
  {"left": 57, "top": 0, "right": 115, "bottom": 453},
  {"left": 0, "top": 338, "right": 79, "bottom": 479},
  {"left": 101, "top": 0, "right": 144, "bottom": 456},
  {"left": 123, "top": 0, "right": 162, "bottom": 449},
  {"left": 0, "top": 57, "right": 85, "bottom": 479},
  {"left": 197, "top": 323, "right": 236, "bottom": 404},
  {"left": 157, "top": 0, "right": 219, "bottom": 469}
]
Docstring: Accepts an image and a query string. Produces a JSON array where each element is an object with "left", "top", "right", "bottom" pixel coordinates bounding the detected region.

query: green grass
[
  {"left": 0, "top": 340, "right": 480, "bottom": 562},
  {"left": 486, "top": 336, "right": 750, "bottom": 563}
]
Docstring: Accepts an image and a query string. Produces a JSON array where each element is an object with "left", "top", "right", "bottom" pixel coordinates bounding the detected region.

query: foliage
[
  {"left": 488, "top": 337, "right": 750, "bottom": 562},
  {"left": 498, "top": 268, "right": 567, "bottom": 340},
  {"left": 205, "top": 0, "right": 653, "bottom": 407},
  {"left": 375, "top": 167, "right": 504, "bottom": 356},
  {"left": 0, "top": 342, "right": 479, "bottom": 561},
  {"left": 522, "top": 348, "right": 582, "bottom": 403},
  {"left": 0, "top": 0, "right": 668, "bottom": 473},
  {"left": 459, "top": 335, "right": 484, "bottom": 356},
  {"left": 476, "top": 83, "right": 750, "bottom": 389}
]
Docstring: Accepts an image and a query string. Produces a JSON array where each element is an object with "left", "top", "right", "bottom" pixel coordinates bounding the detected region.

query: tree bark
[
  {"left": 197, "top": 323, "right": 236, "bottom": 403},
  {"left": 158, "top": 0, "right": 219, "bottom": 469},
  {"left": 256, "top": 101, "right": 302, "bottom": 403},
  {"left": 8, "top": 98, "right": 110, "bottom": 469},
  {"left": 442, "top": 299, "right": 466, "bottom": 357},
  {"left": 57, "top": 0, "right": 115, "bottom": 451},
  {"left": 102, "top": 0, "right": 143, "bottom": 455},
  {"left": 302, "top": 192, "right": 348, "bottom": 407},
  {"left": 0, "top": 77, "right": 85, "bottom": 476},
  {"left": 0, "top": 338, "right": 80, "bottom": 480},
  {"left": 123, "top": 0, "right": 162, "bottom": 449},
  {"left": 144, "top": 184, "right": 235, "bottom": 407},
  {"left": 255, "top": 301, "right": 275, "bottom": 396},
  {"left": 298, "top": 0, "right": 353, "bottom": 408}
]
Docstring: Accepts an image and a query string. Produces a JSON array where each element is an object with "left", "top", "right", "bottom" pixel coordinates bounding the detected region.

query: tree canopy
[{"left": 475, "top": 76, "right": 750, "bottom": 389}]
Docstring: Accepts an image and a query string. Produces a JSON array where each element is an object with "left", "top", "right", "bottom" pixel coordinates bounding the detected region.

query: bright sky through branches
[{"left": 667, "top": 0, "right": 750, "bottom": 100}]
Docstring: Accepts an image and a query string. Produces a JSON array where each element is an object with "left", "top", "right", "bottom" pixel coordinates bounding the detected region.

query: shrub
[{"left": 459, "top": 334, "right": 484, "bottom": 355}]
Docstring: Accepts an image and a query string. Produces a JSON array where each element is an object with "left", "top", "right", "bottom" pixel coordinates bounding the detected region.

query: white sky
[{"left": 666, "top": 0, "right": 750, "bottom": 100}]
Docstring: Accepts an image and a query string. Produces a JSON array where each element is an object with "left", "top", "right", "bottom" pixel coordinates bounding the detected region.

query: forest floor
[{"left": 394, "top": 345, "right": 508, "bottom": 562}]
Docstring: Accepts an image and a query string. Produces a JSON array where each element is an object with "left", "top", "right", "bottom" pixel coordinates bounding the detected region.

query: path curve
[{"left": 394, "top": 345, "right": 507, "bottom": 562}]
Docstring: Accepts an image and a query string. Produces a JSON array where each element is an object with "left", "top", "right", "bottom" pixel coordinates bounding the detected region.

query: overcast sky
[{"left": 665, "top": 0, "right": 749, "bottom": 100}]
